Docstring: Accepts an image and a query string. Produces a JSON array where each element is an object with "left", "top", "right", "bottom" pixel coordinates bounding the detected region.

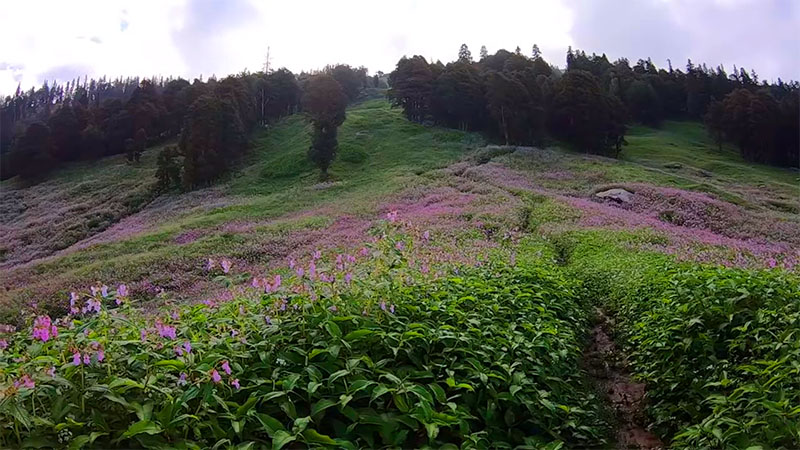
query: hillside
[{"left": 0, "top": 99, "right": 798, "bottom": 448}]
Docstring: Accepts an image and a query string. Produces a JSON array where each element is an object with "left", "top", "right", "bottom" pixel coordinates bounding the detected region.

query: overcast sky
[{"left": 1, "top": 0, "right": 798, "bottom": 96}]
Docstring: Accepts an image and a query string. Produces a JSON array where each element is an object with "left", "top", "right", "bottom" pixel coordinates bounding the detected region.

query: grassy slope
[
  {"left": 0, "top": 99, "right": 484, "bottom": 312},
  {"left": 1, "top": 100, "right": 796, "bottom": 314}
]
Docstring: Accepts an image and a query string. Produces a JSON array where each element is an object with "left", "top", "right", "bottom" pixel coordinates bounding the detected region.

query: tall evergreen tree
[
  {"left": 458, "top": 44, "right": 472, "bottom": 63},
  {"left": 302, "top": 74, "right": 348, "bottom": 179},
  {"left": 479, "top": 45, "right": 489, "bottom": 60}
]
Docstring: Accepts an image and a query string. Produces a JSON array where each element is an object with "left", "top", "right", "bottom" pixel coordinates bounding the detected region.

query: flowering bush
[{"left": 0, "top": 226, "right": 608, "bottom": 448}]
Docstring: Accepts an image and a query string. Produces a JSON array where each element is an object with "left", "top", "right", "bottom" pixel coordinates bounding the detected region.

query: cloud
[
  {"left": 39, "top": 64, "right": 94, "bottom": 83},
  {"left": 566, "top": 0, "right": 799, "bottom": 81},
  {"left": 170, "top": 0, "right": 262, "bottom": 78},
  {"left": 0, "top": 0, "right": 796, "bottom": 96}
]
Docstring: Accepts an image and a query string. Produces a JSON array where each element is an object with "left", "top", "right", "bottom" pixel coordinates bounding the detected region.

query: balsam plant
[{"left": 0, "top": 225, "right": 609, "bottom": 449}]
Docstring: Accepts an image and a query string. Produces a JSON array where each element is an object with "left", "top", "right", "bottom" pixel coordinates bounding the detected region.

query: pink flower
[
  {"left": 328, "top": 305, "right": 338, "bottom": 312},
  {"left": 174, "top": 346, "right": 184, "bottom": 356},
  {"left": 203, "top": 299, "right": 218, "bottom": 308},
  {"left": 313, "top": 250, "right": 322, "bottom": 260},
  {"left": 768, "top": 258, "right": 777, "bottom": 268},
  {"left": 32, "top": 315, "right": 58, "bottom": 342},
  {"left": 171, "top": 311, "right": 180, "bottom": 320},
  {"left": 178, "top": 372, "right": 187, "bottom": 386},
  {"left": 423, "top": 230, "right": 430, "bottom": 241},
  {"left": 288, "top": 258, "right": 296, "bottom": 269},
  {"left": 140, "top": 329, "right": 148, "bottom": 341},
  {"left": 395, "top": 241, "right": 405, "bottom": 251},
  {"left": 296, "top": 267, "right": 304, "bottom": 278},
  {"left": 46, "top": 366, "right": 56, "bottom": 377},
  {"left": 210, "top": 369, "right": 221, "bottom": 383},
  {"left": 72, "top": 351, "right": 82, "bottom": 366},
  {"left": 83, "top": 354, "right": 90, "bottom": 365},
  {"left": 360, "top": 247, "right": 370, "bottom": 257},
  {"left": 273, "top": 275, "right": 282, "bottom": 290},
  {"left": 13, "top": 374, "right": 35, "bottom": 390},
  {"left": 251, "top": 277, "right": 261, "bottom": 289},
  {"left": 220, "top": 259, "right": 232, "bottom": 274},
  {"left": 231, "top": 378, "right": 240, "bottom": 390},
  {"left": 344, "top": 272, "right": 352, "bottom": 284},
  {"left": 97, "top": 349, "right": 105, "bottom": 362},
  {"left": 386, "top": 210, "right": 398, "bottom": 222},
  {"left": 90, "top": 286, "right": 100, "bottom": 297},
  {"left": 221, "top": 360, "right": 231, "bottom": 375},
  {"left": 421, "top": 264, "right": 429, "bottom": 274},
  {"left": 0, "top": 339, "right": 7, "bottom": 350},
  {"left": 206, "top": 258, "right": 216, "bottom": 271}
]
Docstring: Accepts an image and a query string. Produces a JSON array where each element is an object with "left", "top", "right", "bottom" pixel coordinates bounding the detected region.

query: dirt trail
[{"left": 583, "top": 309, "right": 664, "bottom": 449}]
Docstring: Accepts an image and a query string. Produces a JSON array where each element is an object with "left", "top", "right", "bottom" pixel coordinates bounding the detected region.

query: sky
[{"left": 1, "top": 0, "right": 798, "bottom": 96}]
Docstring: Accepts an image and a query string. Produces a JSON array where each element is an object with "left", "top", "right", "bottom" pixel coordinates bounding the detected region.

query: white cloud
[{"left": 0, "top": 0, "right": 796, "bottom": 96}]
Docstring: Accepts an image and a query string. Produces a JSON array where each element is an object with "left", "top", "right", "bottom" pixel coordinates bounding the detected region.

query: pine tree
[
  {"left": 458, "top": 44, "right": 472, "bottom": 63},
  {"left": 302, "top": 74, "right": 348, "bottom": 179},
  {"left": 479, "top": 45, "right": 488, "bottom": 60},
  {"left": 531, "top": 44, "right": 541, "bottom": 60}
]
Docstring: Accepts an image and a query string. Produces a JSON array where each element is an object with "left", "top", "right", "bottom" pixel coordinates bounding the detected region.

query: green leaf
[
  {"left": 153, "top": 359, "right": 185, "bottom": 370},
  {"left": 324, "top": 321, "right": 342, "bottom": 338},
  {"left": 236, "top": 397, "right": 259, "bottom": 418},
  {"left": 302, "top": 429, "right": 338, "bottom": 445},
  {"left": 256, "top": 413, "right": 285, "bottom": 437},
  {"left": 311, "top": 399, "right": 337, "bottom": 417},
  {"left": 344, "top": 329, "right": 374, "bottom": 341},
  {"left": 121, "top": 420, "right": 162, "bottom": 439},
  {"left": 108, "top": 378, "right": 145, "bottom": 392}
]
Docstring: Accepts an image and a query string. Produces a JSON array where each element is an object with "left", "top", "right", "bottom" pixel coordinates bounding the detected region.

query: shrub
[{"left": 0, "top": 232, "right": 608, "bottom": 448}]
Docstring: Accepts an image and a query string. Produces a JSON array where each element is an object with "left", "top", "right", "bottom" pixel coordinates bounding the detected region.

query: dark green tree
[
  {"left": 9, "top": 122, "right": 56, "bottom": 178},
  {"left": 549, "top": 70, "right": 627, "bottom": 156},
  {"left": 155, "top": 145, "right": 182, "bottom": 191},
  {"left": 302, "top": 74, "right": 348, "bottom": 179},
  {"left": 458, "top": 44, "right": 472, "bottom": 63},
  {"left": 387, "top": 56, "right": 434, "bottom": 123}
]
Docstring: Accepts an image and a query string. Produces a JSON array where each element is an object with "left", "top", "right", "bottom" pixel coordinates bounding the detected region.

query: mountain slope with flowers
[{"left": 0, "top": 98, "right": 799, "bottom": 448}]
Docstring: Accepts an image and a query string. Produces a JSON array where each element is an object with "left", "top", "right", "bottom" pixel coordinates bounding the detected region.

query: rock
[
  {"left": 663, "top": 162, "right": 683, "bottom": 170},
  {"left": 595, "top": 188, "right": 634, "bottom": 203}
]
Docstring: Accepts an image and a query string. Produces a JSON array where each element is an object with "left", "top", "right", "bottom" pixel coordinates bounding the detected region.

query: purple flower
[
  {"left": 328, "top": 305, "right": 338, "bottom": 312},
  {"left": 0, "top": 339, "right": 7, "bottom": 350},
  {"left": 344, "top": 272, "right": 352, "bottom": 284},
  {"left": 309, "top": 262, "right": 316, "bottom": 278},
  {"left": 386, "top": 210, "right": 398, "bottom": 222},
  {"left": 155, "top": 321, "right": 177, "bottom": 340},
  {"left": 221, "top": 360, "right": 232, "bottom": 375},
  {"left": 312, "top": 250, "right": 322, "bottom": 260},
  {"left": 97, "top": 349, "right": 105, "bottom": 362},
  {"left": 83, "top": 298, "right": 101, "bottom": 314},
  {"left": 395, "top": 241, "right": 405, "bottom": 251},
  {"left": 360, "top": 247, "right": 370, "bottom": 257},
  {"left": 174, "top": 346, "right": 184, "bottom": 356},
  {"left": 380, "top": 301, "right": 387, "bottom": 311},
  {"left": 296, "top": 267, "right": 304, "bottom": 278},
  {"left": 178, "top": 372, "right": 187, "bottom": 386},
  {"left": 288, "top": 258, "right": 296, "bottom": 269},
  {"left": 32, "top": 315, "right": 58, "bottom": 342},
  {"left": 390, "top": 304, "right": 395, "bottom": 314},
  {"left": 90, "top": 286, "right": 100, "bottom": 297},
  {"left": 140, "top": 329, "right": 148, "bottom": 341},
  {"left": 264, "top": 315, "right": 272, "bottom": 325},
  {"left": 421, "top": 264, "right": 429, "bottom": 274},
  {"left": 423, "top": 230, "right": 430, "bottom": 241},
  {"left": 231, "top": 329, "right": 239, "bottom": 338},
  {"left": 117, "top": 284, "right": 128, "bottom": 298},
  {"left": 273, "top": 275, "right": 281, "bottom": 290},
  {"left": 221, "top": 259, "right": 232, "bottom": 274},
  {"left": 46, "top": 366, "right": 56, "bottom": 377},
  {"left": 83, "top": 354, "right": 90, "bottom": 365},
  {"left": 101, "top": 285, "right": 109, "bottom": 297},
  {"left": 231, "top": 378, "right": 240, "bottom": 390},
  {"left": 13, "top": 374, "right": 35, "bottom": 390},
  {"left": 251, "top": 277, "right": 261, "bottom": 289},
  {"left": 69, "top": 292, "right": 80, "bottom": 315},
  {"left": 211, "top": 369, "right": 222, "bottom": 383},
  {"left": 72, "top": 351, "right": 82, "bottom": 366}
]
